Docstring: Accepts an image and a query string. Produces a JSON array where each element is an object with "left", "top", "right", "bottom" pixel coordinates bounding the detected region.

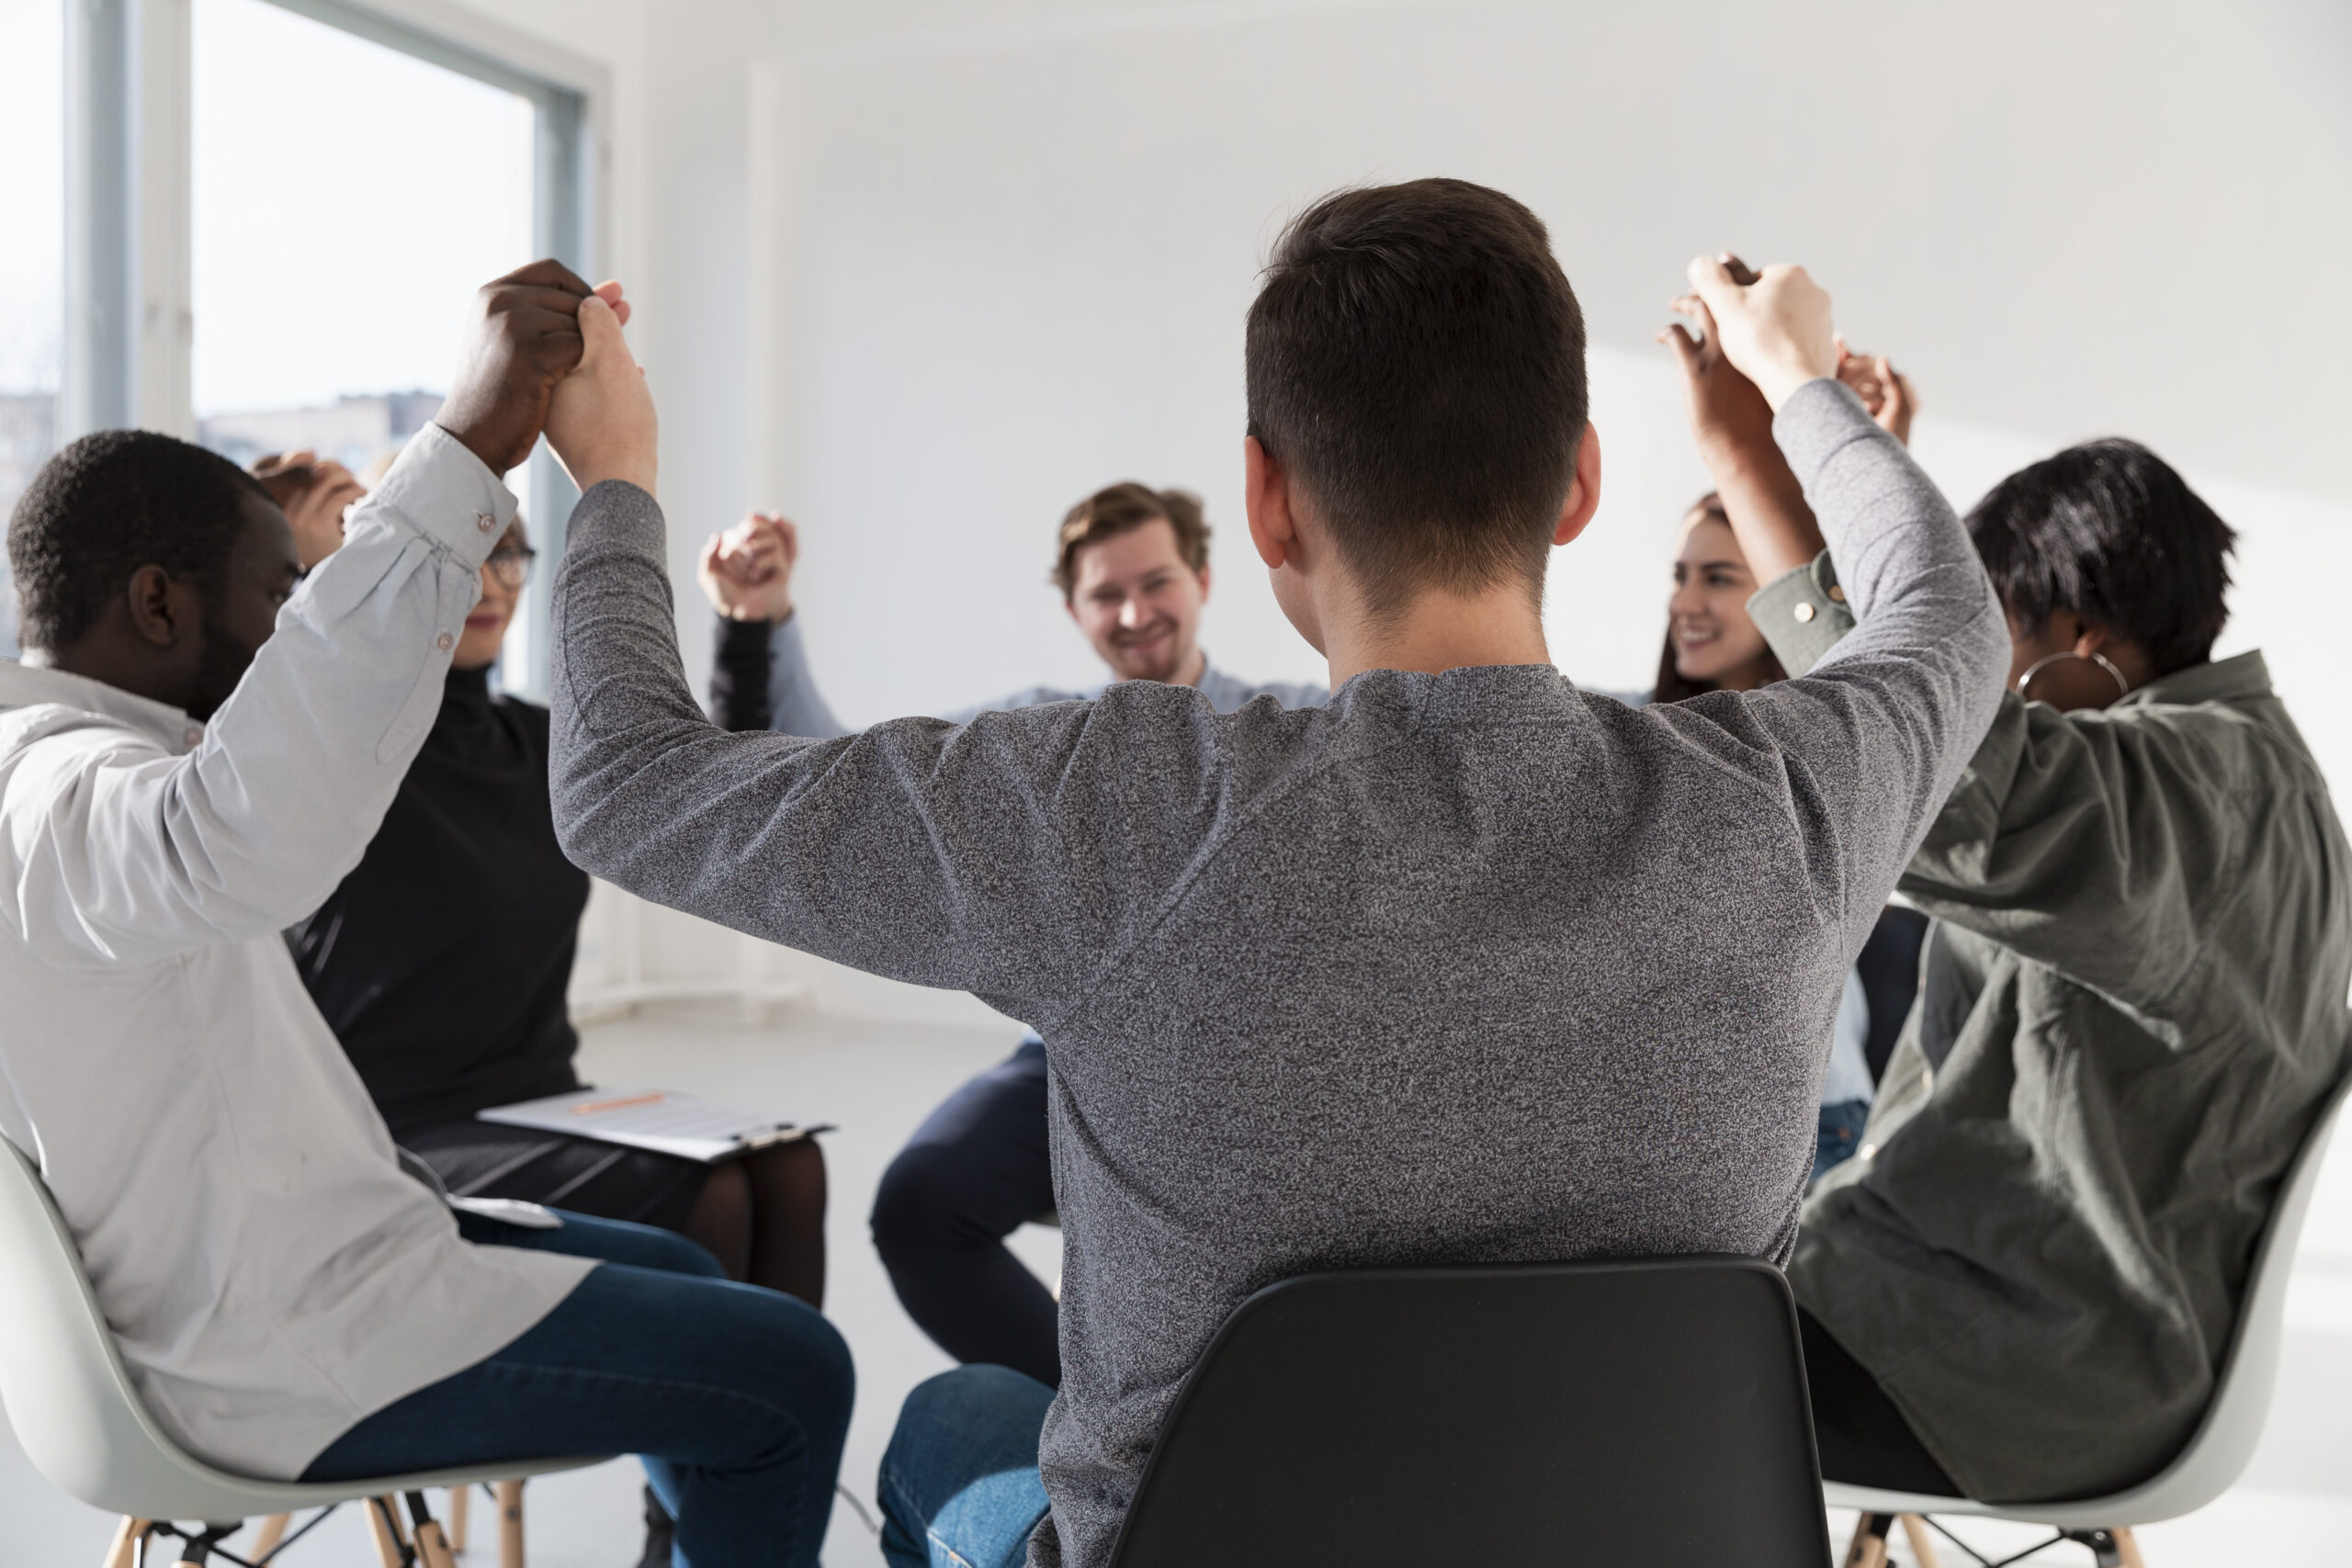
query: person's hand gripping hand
[
  {"left": 1657, "top": 283, "right": 1779, "bottom": 482},
  {"left": 434, "top": 259, "right": 626, "bottom": 477},
  {"left": 250, "top": 449, "right": 368, "bottom": 570},
  {"left": 1834, "top": 337, "right": 1920, "bottom": 446},
  {"left": 545, "top": 282, "right": 658, "bottom": 496},
  {"left": 1683, "top": 254, "right": 1839, "bottom": 412},
  {"left": 697, "top": 513, "right": 799, "bottom": 623}
]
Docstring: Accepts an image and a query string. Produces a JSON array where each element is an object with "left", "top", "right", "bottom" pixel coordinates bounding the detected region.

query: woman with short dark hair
[{"left": 1663, "top": 296, "right": 2352, "bottom": 1509}]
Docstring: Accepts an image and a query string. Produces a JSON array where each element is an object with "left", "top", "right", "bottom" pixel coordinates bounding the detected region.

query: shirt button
[
  {"left": 436, "top": 633, "right": 454, "bottom": 650},
  {"left": 183, "top": 725, "right": 202, "bottom": 747},
  {"left": 477, "top": 513, "right": 496, "bottom": 532},
  {"left": 1860, "top": 1143, "right": 1878, "bottom": 1160},
  {"left": 1793, "top": 602, "right": 1817, "bottom": 623},
  {"left": 1827, "top": 585, "right": 1846, "bottom": 603}
]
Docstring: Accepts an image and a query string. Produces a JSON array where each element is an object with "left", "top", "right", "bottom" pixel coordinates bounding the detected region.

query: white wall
[{"left": 442, "top": 0, "right": 2352, "bottom": 1017}]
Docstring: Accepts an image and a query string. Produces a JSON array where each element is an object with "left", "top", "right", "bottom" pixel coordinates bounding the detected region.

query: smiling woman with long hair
[{"left": 1651, "top": 492, "right": 1789, "bottom": 701}]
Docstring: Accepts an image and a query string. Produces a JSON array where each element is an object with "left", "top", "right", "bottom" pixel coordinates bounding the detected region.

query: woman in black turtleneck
[{"left": 289, "top": 517, "right": 827, "bottom": 1310}]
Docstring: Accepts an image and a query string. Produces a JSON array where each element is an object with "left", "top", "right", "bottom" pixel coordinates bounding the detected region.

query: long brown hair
[{"left": 1652, "top": 492, "right": 1786, "bottom": 704}]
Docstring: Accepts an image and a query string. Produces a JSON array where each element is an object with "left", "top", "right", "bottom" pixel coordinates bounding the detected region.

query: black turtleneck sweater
[{"left": 293, "top": 663, "right": 591, "bottom": 1139}]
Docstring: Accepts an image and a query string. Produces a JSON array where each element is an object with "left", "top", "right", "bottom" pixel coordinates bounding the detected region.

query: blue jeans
[
  {"left": 304, "top": 1210, "right": 854, "bottom": 1568},
  {"left": 878, "top": 1365, "right": 1056, "bottom": 1568},
  {"left": 871, "top": 1035, "right": 1061, "bottom": 1387},
  {"left": 1815, "top": 1098, "right": 1872, "bottom": 1182}
]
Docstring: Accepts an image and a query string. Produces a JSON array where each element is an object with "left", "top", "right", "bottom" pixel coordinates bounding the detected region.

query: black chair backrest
[{"left": 1106, "top": 1255, "right": 1830, "bottom": 1567}]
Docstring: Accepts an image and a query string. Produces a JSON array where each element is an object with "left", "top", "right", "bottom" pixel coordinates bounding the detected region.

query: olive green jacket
[{"left": 1758, "top": 556, "right": 2352, "bottom": 1501}]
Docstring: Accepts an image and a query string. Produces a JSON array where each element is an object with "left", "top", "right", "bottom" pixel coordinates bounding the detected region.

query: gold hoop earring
[{"left": 2017, "top": 649, "right": 2131, "bottom": 705}]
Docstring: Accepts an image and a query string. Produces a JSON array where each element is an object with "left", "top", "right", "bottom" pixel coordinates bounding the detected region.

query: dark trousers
[
  {"left": 870, "top": 1036, "right": 1062, "bottom": 1387},
  {"left": 307, "top": 1211, "right": 854, "bottom": 1568},
  {"left": 1801, "top": 1308, "right": 1963, "bottom": 1496}
]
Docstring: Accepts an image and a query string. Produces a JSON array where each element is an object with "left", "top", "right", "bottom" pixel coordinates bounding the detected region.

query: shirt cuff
[
  {"left": 1748, "top": 551, "right": 1857, "bottom": 678},
  {"left": 715, "top": 614, "right": 780, "bottom": 656},
  {"left": 364, "top": 423, "right": 520, "bottom": 570}
]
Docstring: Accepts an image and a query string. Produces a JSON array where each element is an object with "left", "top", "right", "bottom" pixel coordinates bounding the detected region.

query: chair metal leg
[
  {"left": 1898, "top": 1513, "right": 1941, "bottom": 1567},
  {"left": 1842, "top": 1511, "right": 1893, "bottom": 1568},
  {"left": 246, "top": 1515, "right": 290, "bottom": 1561},
  {"left": 447, "top": 1485, "right": 469, "bottom": 1551},
  {"left": 495, "top": 1479, "right": 525, "bottom": 1568},
  {"left": 101, "top": 1518, "right": 152, "bottom": 1568}
]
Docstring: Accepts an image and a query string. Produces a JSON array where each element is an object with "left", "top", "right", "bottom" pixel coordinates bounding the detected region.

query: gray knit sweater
[{"left": 548, "top": 379, "right": 2008, "bottom": 1567}]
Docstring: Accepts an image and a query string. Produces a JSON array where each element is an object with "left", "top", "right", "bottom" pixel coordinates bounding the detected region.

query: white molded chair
[
  {"left": 1830, "top": 1069, "right": 2352, "bottom": 1568},
  {"left": 0, "top": 1137, "right": 601, "bottom": 1567}
]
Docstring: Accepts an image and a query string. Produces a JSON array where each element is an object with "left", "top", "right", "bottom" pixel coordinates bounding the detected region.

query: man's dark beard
[{"left": 181, "top": 611, "right": 263, "bottom": 723}]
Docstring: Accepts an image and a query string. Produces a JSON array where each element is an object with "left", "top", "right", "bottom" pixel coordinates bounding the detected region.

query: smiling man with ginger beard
[{"left": 695, "top": 479, "right": 1325, "bottom": 1390}]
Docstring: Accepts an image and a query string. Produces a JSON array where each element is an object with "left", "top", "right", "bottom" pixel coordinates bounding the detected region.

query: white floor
[{"left": 6, "top": 1008, "right": 2350, "bottom": 1567}]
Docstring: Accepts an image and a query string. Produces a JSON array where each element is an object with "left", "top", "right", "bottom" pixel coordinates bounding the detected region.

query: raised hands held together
[
  {"left": 250, "top": 450, "right": 367, "bottom": 570},
  {"left": 434, "top": 260, "right": 633, "bottom": 478},
  {"left": 698, "top": 513, "right": 799, "bottom": 624}
]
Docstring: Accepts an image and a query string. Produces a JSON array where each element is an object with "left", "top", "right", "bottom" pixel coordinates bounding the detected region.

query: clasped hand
[{"left": 433, "top": 258, "right": 659, "bottom": 497}]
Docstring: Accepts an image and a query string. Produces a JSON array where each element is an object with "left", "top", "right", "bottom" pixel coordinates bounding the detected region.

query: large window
[
  {"left": 192, "top": 0, "right": 573, "bottom": 691},
  {"left": 34, "top": 0, "right": 591, "bottom": 690},
  {"left": 0, "top": 2, "right": 66, "bottom": 655}
]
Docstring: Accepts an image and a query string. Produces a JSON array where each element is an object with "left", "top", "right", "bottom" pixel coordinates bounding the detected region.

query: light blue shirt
[{"left": 760, "top": 613, "right": 1329, "bottom": 738}]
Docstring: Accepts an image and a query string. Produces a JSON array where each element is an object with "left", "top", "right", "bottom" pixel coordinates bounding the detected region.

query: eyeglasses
[{"left": 485, "top": 543, "right": 538, "bottom": 591}]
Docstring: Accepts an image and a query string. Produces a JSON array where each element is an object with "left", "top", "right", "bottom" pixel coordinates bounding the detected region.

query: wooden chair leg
[
  {"left": 411, "top": 1514, "right": 459, "bottom": 1568},
  {"left": 495, "top": 1479, "right": 525, "bottom": 1568},
  {"left": 1841, "top": 1511, "right": 1893, "bottom": 1568},
  {"left": 100, "top": 1518, "right": 151, "bottom": 1568},
  {"left": 246, "top": 1514, "right": 291, "bottom": 1561},
  {"left": 447, "top": 1485, "right": 469, "bottom": 1551},
  {"left": 1898, "top": 1514, "right": 1941, "bottom": 1567},
  {"left": 2112, "top": 1526, "right": 2146, "bottom": 1568},
  {"left": 366, "top": 1495, "right": 411, "bottom": 1568}
]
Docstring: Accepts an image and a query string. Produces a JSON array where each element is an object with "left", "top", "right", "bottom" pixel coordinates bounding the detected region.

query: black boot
[{"left": 635, "top": 1484, "right": 675, "bottom": 1568}]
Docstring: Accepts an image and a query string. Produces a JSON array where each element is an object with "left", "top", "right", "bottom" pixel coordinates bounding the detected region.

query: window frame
[{"left": 63, "top": 0, "right": 605, "bottom": 698}]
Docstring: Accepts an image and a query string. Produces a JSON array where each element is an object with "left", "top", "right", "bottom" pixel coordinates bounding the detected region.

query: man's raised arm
[
  {"left": 1, "top": 264, "right": 596, "bottom": 970},
  {"left": 541, "top": 299, "right": 1150, "bottom": 1019}
]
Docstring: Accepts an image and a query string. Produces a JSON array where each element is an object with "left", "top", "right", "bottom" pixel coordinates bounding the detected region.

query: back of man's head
[
  {"left": 1246, "top": 178, "right": 1589, "bottom": 614},
  {"left": 8, "top": 429, "right": 266, "bottom": 653}
]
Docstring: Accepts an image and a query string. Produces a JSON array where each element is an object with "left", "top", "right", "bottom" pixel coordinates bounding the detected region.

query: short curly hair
[
  {"left": 7, "top": 430, "right": 270, "bottom": 651},
  {"left": 1966, "top": 438, "right": 2236, "bottom": 679}
]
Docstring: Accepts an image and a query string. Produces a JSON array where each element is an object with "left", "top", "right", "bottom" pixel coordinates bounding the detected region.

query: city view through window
[
  {"left": 192, "top": 0, "right": 536, "bottom": 500},
  {"left": 0, "top": 0, "right": 537, "bottom": 660},
  {"left": 0, "top": 2, "right": 64, "bottom": 655}
]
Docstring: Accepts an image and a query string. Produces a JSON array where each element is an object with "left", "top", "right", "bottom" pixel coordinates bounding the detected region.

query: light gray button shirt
[{"left": 0, "top": 425, "right": 592, "bottom": 1479}]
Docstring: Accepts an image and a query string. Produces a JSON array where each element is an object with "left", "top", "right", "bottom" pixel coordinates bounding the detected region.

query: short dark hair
[
  {"left": 1051, "top": 483, "right": 1209, "bottom": 599},
  {"left": 1246, "top": 178, "right": 1589, "bottom": 613},
  {"left": 1966, "top": 438, "right": 2236, "bottom": 677},
  {"left": 7, "top": 430, "right": 270, "bottom": 651}
]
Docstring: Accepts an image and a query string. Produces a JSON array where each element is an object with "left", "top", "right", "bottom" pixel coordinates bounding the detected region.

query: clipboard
[{"left": 479, "top": 1088, "right": 834, "bottom": 1164}]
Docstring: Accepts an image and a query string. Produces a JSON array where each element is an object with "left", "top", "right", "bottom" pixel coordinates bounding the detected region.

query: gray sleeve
[
  {"left": 1736, "top": 378, "right": 2010, "bottom": 935},
  {"left": 547, "top": 481, "right": 1203, "bottom": 1017},
  {"left": 764, "top": 615, "right": 853, "bottom": 739}
]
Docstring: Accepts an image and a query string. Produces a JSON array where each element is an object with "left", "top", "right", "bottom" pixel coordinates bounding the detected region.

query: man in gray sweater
[{"left": 542, "top": 181, "right": 2009, "bottom": 1568}]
